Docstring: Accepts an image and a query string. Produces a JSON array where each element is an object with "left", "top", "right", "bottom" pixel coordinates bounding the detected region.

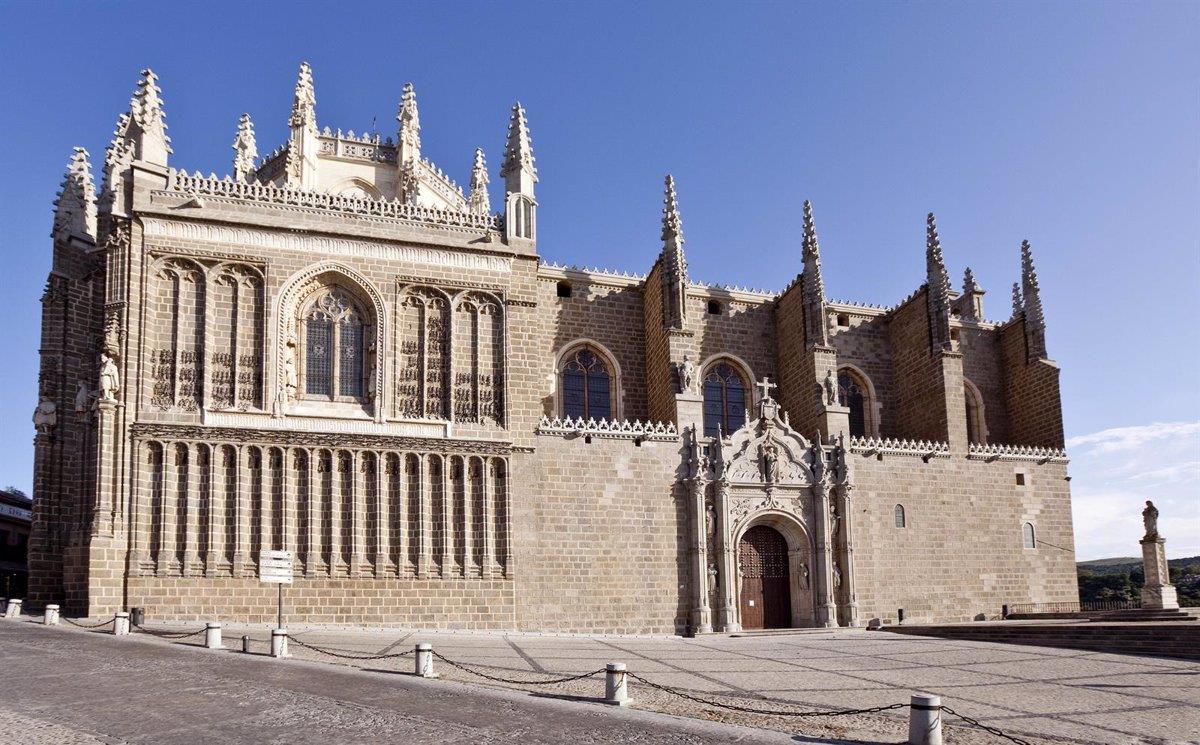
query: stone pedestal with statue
[{"left": 1138, "top": 501, "right": 1179, "bottom": 610}]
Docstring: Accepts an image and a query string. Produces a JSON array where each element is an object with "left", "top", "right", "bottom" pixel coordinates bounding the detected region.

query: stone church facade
[{"left": 29, "top": 65, "right": 1077, "bottom": 634}]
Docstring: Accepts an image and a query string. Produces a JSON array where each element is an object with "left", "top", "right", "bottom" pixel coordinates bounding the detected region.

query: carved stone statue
[
  {"left": 824, "top": 369, "right": 838, "bottom": 406},
  {"left": 33, "top": 397, "right": 57, "bottom": 434},
  {"left": 74, "top": 381, "right": 91, "bottom": 413},
  {"left": 283, "top": 332, "right": 299, "bottom": 401},
  {"left": 366, "top": 338, "right": 378, "bottom": 401},
  {"left": 1142, "top": 500, "right": 1160, "bottom": 540},
  {"left": 760, "top": 441, "right": 779, "bottom": 483},
  {"left": 800, "top": 562, "right": 810, "bottom": 588},
  {"left": 675, "top": 355, "right": 696, "bottom": 394},
  {"left": 707, "top": 564, "right": 719, "bottom": 598},
  {"left": 833, "top": 563, "right": 843, "bottom": 589},
  {"left": 705, "top": 503, "right": 716, "bottom": 541},
  {"left": 98, "top": 353, "right": 120, "bottom": 402}
]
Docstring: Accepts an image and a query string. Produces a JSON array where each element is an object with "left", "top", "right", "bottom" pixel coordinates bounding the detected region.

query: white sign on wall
[{"left": 259, "top": 550, "right": 293, "bottom": 584}]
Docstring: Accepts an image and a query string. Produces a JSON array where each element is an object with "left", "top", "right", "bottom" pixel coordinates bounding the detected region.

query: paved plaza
[{"left": 4, "top": 617, "right": 1200, "bottom": 744}]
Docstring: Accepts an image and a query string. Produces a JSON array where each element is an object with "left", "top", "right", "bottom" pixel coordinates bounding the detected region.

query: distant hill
[{"left": 1079, "top": 556, "right": 1200, "bottom": 576}]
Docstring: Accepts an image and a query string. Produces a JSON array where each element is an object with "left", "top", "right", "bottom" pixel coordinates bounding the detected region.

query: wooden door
[{"left": 738, "top": 525, "right": 791, "bottom": 629}]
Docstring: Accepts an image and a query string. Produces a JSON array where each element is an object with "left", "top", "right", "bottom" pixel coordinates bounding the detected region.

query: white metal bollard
[
  {"left": 415, "top": 643, "right": 437, "bottom": 678},
  {"left": 271, "top": 628, "right": 288, "bottom": 658},
  {"left": 43, "top": 604, "right": 60, "bottom": 625},
  {"left": 605, "top": 662, "right": 629, "bottom": 706},
  {"left": 205, "top": 622, "right": 222, "bottom": 649},
  {"left": 113, "top": 611, "right": 130, "bottom": 636},
  {"left": 4, "top": 598, "right": 22, "bottom": 618},
  {"left": 908, "top": 693, "right": 943, "bottom": 745}
]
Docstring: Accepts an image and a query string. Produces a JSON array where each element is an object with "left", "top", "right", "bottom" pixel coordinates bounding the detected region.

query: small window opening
[
  {"left": 1022, "top": 522, "right": 1036, "bottom": 549},
  {"left": 707, "top": 299, "right": 722, "bottom": 315},
  {"left": 894, "top": 504, "right": 906, "bottom": 528},
  {"left": 837, "top": 313, "right": 850, "bottom": 327},
  {"left": 1015, "top": 473, "right": 1026, "bottom": 486},
  {"left": 950, "top": 328, "right": 961, "bottom": 342},
  {"left": 556, "top": 281, "right": 572, "bottom": 298}
]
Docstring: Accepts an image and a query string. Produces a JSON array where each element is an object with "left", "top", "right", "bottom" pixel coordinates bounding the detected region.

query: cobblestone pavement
[{"left": 8, "top": 617, "right": 1200, "bottom": 744}]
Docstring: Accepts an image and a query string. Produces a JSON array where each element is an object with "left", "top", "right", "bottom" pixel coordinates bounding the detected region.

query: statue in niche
[
  {"left": 366, "top": 338, "right": 378, "bottom": 401},
  {"left": 1142, "top": 500, "right": 1160, "bottom": 541},
  {"left": 705, "top": 503, "right": 717, "bottom": 542},
  {"left": 675, "top": 355, "right": 696, "bottom": 394},
  {"left": 800, "top": 562, "right": 810, "bottom": 588},
  {"left": 707, "top": 564, "right": 719, "bottom": 599},
  {"left": 760, "top": 441, "right": 780, "bottom": 483},
  {"left": 98, "top": 353, "right": 120, "bottom": 402},
  {"left": 833, "top": 563, "right": 843, "bottom": 589},
  {"left": 32, "top": 397, "right": 57, "bottom": 435},
  {"left": 74, "top": 381, "right": 91, "bottom": 414},
  {"left": 824, "top": 369, "right": 838, "bottom": 406},
  {"left": 283, "top": 332, "right": 299, "bottom": 401},
  {"left": 830, "top": 501, "right": 841, "bottom": 537}
]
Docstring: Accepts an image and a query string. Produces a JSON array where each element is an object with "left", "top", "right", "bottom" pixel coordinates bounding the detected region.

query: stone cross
[{"left": 755, "top": 376, "right": 777, "bottom": 401}]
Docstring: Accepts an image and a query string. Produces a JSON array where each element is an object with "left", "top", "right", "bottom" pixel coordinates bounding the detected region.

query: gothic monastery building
[{"left": 30, "top": 65, "right": 1077, "bottom": 633}]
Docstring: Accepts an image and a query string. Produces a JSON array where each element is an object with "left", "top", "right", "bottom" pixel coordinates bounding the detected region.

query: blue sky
[{"left": 1, "top": 1, "right": 1196, "bottom": 559}]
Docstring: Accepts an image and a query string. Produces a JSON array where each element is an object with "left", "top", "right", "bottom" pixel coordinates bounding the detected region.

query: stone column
[
  {"left": 813, "top": 473, "right": 837, "bottom": 628},
  {"left": 349, "top": 451, "right": 365, "bottom": 577},
  {"left": 92, "top": 399, "right": 119, "bottom": 537},
  {"left": 329, "top": 452, "right": 344, "bottom": 575},
  {"left": 440, "top": 456, "right": 452, "bottom": 577},
  {"left": 282, "top": 447, "right": 295, "bottom": 556},
  {"left": 714, "top": 479, "right": 740, "bottom": 633},
  {"left": 232, "top": 445, "right": 250, "bottom": 576},
  {"left": 688, "top": 477, "right": 712, "bottom": 634},
  {"left": 1140, "top": 537, "right": 1179, "bottom": 610},
  {"left": 482, "top": 457, "right": 496, "bottom": 577},
  {"left": 182, "top": 442, "right": 201, "bottom": 576},
  {"left": 462, "top": 457, "right": 477, "bottom": 578},
  {"left": 159, "top": 441, "right": 178, "bottom": 574},
  {"left": 374, "top": 451, "right": 388, "bottom": 577},
  {"left": 835, "top": 483, "right": 860, "bottom": 627},
  {"left": 418, "top": 454, "right": 432, "bottom": 579}
]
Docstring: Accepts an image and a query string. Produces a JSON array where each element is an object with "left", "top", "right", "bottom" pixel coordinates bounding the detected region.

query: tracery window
[
  {"left": 302, "top": 288, "right": 368, "bottom": 401},
  {"left": 838, "top": 370, "right": 869, "bottom": 438},
  {"left": 703, "top": 362, "right": 747, "bottom": 438},
  {"left": 560, "top": 346, "right": 612, "bottom": 421}
]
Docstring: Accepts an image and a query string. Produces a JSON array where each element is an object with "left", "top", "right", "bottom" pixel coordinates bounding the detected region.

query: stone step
[{"left": 881, "top": 623, "right": 1200, "bottom": 661}]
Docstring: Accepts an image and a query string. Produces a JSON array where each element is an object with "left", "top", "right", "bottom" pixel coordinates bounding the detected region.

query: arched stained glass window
[
  {"left": 838, "top": 371, "right": 867, "bottom": 438},
  {"left": 302, "top": 288, "right": 367, "bottom": 401},
  {"left": 703, "top": 362, "right": 747, "bottom": 438},
  {"left": 561, "top": 346, "right": 611, "bottom": 421}
]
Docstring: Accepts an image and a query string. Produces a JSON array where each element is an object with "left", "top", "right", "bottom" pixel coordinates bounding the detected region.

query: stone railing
[
  {"left": 968, "top": 442, "right": 1068, "bottom": 463},
  {"left": 167, "top": 170, "right": 502, "bottom": 233},
  {"left": 536, "top": 416, "right": 679, "bottom": 442},
  {"left": 848, "top": 436, "right": 950, "bottom": 459}
]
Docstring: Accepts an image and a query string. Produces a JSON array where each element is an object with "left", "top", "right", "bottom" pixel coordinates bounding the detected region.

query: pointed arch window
[
  {"left": 703, "top": 362, "right": 748, "bottom": 438},
  {"left": 1022, "top": 522, "right": 1036, "bottom": 549},
  {"left": 560, "top": 346, "right": 611, "bottom": 421},
  {"left": 302, "top": 288, "right": 368, "bottom": 401},
  {"left": 894, "top": 504, "right": 906, "bottom": 528},
  {"left": 964, "top": 380, "right": 987, "bottom": 444},
  {"left": 838, "top": 369, "right": 872, "bottom": 438}
]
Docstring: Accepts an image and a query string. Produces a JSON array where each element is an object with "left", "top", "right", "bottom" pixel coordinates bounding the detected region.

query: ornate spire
[
  {"left": 232, "top": 114, "right": 258, "bottom": 183},
  {"left": 801, "top": 200, "right": 830, "bottom": 347},
  {"left": 130, "top": 69, "right": 170, "bottom": 165},
  {"left": 660, "top": 175, "right": 688, "bottom": 330},
  {"left": 925, "top": 213, "right": 953, "bottom": 352},
  {"left": 99, "top": 112, "right": 134, "bottom": 212},
  {"left": 397, "top": 82, "right": 420, "bottom": 162},
  {"left": 500, "top": 102, "right": 537, "bottom": 196},
  {"left": 289, "top": 62, "right": 317, "bottom": 133},
  {"left": 959, "top": 266, "right": 984, "bottom": 322},
  {"left": 1020, "top": 240, "right": 1047, "bottom": 357},
  {"left": 925, "top": 213, "right": 952, "bottom": 302},
  {"left": 1011, "top": 282, "right": 1023, "bottom": 320},
  {"left": 963, "top": 267, "right": 979, "bottom": 295},
  {"left": 661, "top": 174, "right": 685, "bottom": 245},
  {"left": 53, "top": 148, "right": 97, "bottom": 243},
  {"left": 468, "top": 147, "right": 490, "bottom": 214}
]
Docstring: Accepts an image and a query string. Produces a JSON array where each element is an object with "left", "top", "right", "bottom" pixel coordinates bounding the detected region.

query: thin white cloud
[
  {"left": 1067, "top": 421, "right": 1200, "bottom": 453},
  {"left": 1068, "top": 420, "right": 1200, "bottom": 560}
]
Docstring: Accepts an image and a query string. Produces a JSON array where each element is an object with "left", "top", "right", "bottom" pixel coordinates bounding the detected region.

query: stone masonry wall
[
  {"left": 851, "top": 453, "right": 1077, "bottom": 623},
  {"left": 1000, "top": 321, "right": 1066, "bottom": 449},
  {"left": 886, "top": 290, "right": 951, "bottom": 442},
  {"left": 512, "top": 436, "right": 688, "bottom": 634}
]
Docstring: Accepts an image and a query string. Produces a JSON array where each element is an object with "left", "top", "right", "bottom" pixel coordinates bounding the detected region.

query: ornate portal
[{"left": 685, "top": 388, "right": 858, "bottom": 633}]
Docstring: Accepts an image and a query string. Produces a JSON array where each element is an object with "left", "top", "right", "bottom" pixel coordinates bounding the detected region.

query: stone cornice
[
  {"left": 848, "top": 436, "right": 951, "bottom": 459},
  {"left": 535, "top": 416, "right": 679, "bottom": 442},
  {"left": 131, "top": 422, "right": 514, "bottom": 456},
  {"left": 968, "top": 442, "right": 1068, "bottom": 464}
]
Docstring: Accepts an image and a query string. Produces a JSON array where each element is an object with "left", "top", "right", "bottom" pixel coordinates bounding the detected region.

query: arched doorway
[{"left": 738, "top": 525, "right": 791, "bottom": 629}]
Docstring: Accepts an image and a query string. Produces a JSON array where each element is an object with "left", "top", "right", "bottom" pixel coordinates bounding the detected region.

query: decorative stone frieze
[
  {"left": 848, "top": 436, "right": 951, "bottom": 458},
  {"left": 967, "top": 442, "right": 1068, "bottom": 463},
  {"left": 535, "top": 416, "right": 678, "bottom": 441}
]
